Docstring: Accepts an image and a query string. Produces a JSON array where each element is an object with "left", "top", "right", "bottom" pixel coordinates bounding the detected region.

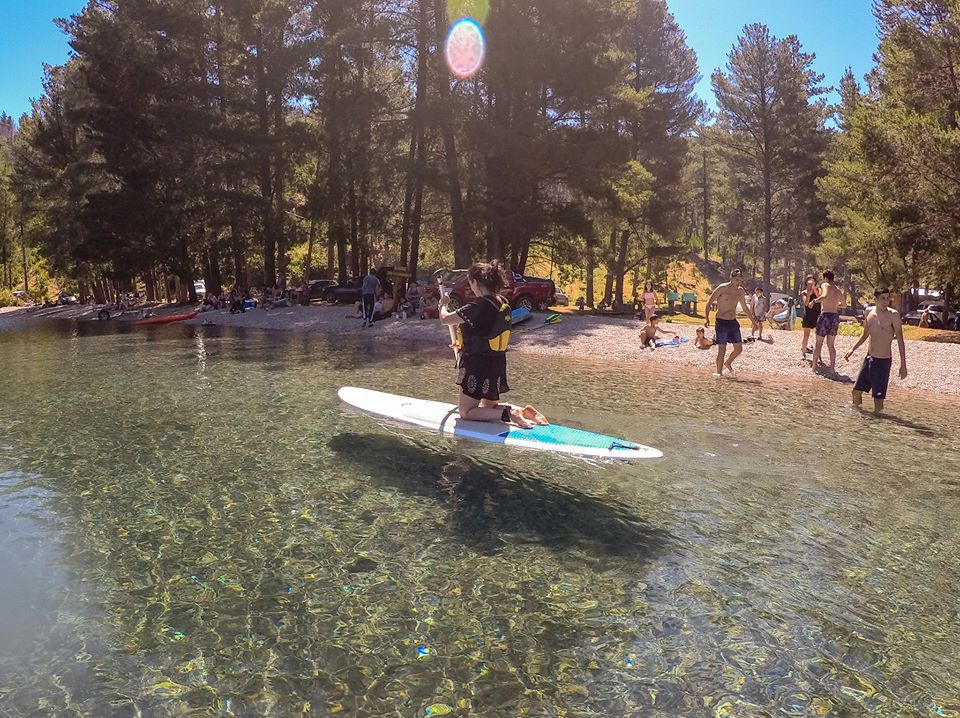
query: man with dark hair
[
  {"left": 811, "top": 269, "right": 844, "bottom": 372},
  {"left": 704, "top": 269, "right": 758, "bottom": 375},
  {"left": 360, "top": 267, "right": 381, "bottom": 328},
  {"left": 844, "top": 287, "right": 907, "bottom": 412}
]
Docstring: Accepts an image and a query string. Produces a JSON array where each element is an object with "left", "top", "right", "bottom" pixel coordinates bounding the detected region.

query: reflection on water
[{"left": 0, "top": 322, "right": 959, "bottom": 716}]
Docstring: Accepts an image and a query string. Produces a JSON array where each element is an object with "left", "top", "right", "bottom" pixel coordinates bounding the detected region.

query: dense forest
[{"left": 0, "top": 0, "right": 958, "bottom": 308}]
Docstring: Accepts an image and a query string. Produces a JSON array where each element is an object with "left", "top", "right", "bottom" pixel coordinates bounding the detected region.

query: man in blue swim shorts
[
  {"left": 844, "top": 287, "right": 907, "bottom": 412},
  {"left": 811, "top": 270, "right": 844, "bottom": 373},
  {"left": 704, "top": 269, "right": 759, "bottom": 376}
]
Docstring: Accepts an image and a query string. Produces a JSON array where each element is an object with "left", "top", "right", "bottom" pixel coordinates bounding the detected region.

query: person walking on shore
[
  {"left": 361, "top": 268, "right": 381, "bottom": 328},
  {"left": 750, "top": 287, "right": 768, "bottom": 341},
  {"left": 800, "top": 275, "right": 820, "bottom": 360},
  {"left": 811, "top": 270, "right": 843, "bottom": 373},
  {"left": 704, "top": 269, "right": 758, "bottom": 376},
  {"left": 844, "top": 287, "right": 907, "bottom": 412}
]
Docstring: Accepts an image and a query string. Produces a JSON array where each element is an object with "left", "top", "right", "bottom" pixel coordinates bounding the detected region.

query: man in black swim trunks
[
  {"left": 704, "top": 269, "right": 759, "bottom": 376},
  {"left": 844, "top": 287, "right": 907, "bottom": 412}
]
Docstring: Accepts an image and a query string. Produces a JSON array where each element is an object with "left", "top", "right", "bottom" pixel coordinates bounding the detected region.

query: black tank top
[{"left": 805, "top": 291, "right": 821, "bottom": 320}]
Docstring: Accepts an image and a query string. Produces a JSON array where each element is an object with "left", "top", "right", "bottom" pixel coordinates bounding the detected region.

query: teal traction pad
[{"left": 500, "top": 424, "right": 640, "bottom": 452}]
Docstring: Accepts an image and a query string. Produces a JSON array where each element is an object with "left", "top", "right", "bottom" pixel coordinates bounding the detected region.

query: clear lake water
[{"left": 0, "top": 322, "right": 959, "bottom": 717}]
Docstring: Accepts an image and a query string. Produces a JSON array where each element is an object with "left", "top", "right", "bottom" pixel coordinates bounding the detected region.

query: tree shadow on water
[{"left": 328, "top": 432, "right": 670, "bottom": 562}]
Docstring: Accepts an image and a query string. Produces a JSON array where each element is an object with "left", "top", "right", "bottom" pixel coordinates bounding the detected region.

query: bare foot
[
  {"left": 723, "top": 362, "right": 735, "bottom": 374},
  {"left": 521, "top": 405, "right": 549, "bottom": 425},
  {"left": 509, "top": 407, "right": 535, "bottom": 429}
]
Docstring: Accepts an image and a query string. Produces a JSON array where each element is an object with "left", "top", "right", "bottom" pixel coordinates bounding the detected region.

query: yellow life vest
[{"left": 457, "top": 296, "right": 512, "bottom": 354}]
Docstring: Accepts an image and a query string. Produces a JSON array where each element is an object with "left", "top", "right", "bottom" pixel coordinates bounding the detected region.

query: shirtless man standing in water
[
  {"left": 811, "top": 270, "right": 844, "bottom": 373},
  {"left": 704, "top": 269, "right": 758, "bottom": 376},
  {"left": 844, "top": 287, "right": 907, "bottom": 412}
]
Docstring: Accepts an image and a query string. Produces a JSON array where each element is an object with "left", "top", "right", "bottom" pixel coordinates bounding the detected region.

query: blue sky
[
  {"left": 1, "top": 0, "right": 878, "bottom": 121},
  {"left": 669, "top": 0, "right": 878, "bottom": 110}
]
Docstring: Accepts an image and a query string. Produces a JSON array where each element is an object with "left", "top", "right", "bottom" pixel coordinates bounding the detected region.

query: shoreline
[{"left": 3, "top": 303, "right": 959, "bottom": 399}]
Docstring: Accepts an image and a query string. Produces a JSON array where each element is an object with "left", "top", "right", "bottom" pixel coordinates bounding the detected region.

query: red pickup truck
[{"left": 440, "top": 269, "right": 556, "bottom": 312}]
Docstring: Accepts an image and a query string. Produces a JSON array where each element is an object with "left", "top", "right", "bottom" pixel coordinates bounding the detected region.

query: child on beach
[
  {"left": 694, "top": 327, "right": 715, "bottom": 350},
  {"left": 439, "top": 260, "right": 548, "bottom": 429},
  {"left": 844, "top": 287, "right": 907, "bottom": 412},
  {"left": 639, "top": 314, "right": 672, "bottom": 349}
]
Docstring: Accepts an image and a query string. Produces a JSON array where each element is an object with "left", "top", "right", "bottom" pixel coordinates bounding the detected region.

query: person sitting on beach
[
  {"left": 439, "top": 260, "right": 548, "bottom": 430},
  {"left": 370, "top": 295, "right": 397, "bottom": 323},
  {"left": 694, "top": 327, "right": 715, "bottom": 350},
  {"left": 228, "top": 286, "right": 245, "bottom": 314},
  {"left": 639, "top": 314, "right": 671, "bottom": 349}
]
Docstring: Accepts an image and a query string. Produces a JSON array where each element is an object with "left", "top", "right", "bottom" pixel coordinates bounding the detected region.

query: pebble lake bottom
[{"left": 0, "top": 322, "right": 958, "bottom": 717}]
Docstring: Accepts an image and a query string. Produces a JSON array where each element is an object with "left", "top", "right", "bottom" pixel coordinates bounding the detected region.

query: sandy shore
[{"left": 3, "top": 302, "right": 959, "bottom": 398}]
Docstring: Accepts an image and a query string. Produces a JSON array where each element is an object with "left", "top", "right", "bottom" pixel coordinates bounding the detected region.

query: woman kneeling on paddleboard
[{"left": 439, "top": 260, "right": 548, "bottom": 429}]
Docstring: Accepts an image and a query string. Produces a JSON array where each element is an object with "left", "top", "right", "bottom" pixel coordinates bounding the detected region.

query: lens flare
[{"left": 445, "top": 18, "right": 485, "bottom": 79}]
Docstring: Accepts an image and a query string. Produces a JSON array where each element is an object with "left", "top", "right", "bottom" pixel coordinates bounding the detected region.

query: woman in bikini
[
  {"left": 641, "top": 280, "right": 658, "bottom": 320},
  {"left": 439, "top": 260, "right": 548, "bottom": 429}
]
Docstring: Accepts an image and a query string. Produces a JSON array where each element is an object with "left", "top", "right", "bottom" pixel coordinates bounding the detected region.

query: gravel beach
[{"left": 3, "top": 303, "right": 959, "bottom": 398}]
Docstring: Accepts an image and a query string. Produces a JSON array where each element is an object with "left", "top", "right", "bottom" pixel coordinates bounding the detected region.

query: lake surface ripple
[{"left": 0, "top": 323, "right": 958, "bottom": 717}]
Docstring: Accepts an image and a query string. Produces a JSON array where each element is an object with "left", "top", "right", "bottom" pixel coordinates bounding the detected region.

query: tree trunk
[
  {"left": 399, "top": 131, "right": 417, "bottom": 268},
  {"left": 19, "top": 218, "right": 27, "bottom": 295},
  {"left": 585, "top": 229, "right": 595, "bottom": 307},
  {"left": 614, "top": 229, "right": 629, "bottom": 305},
  {"left": 603, "top": 228, "right": 616, "bottom": 304},
  {"left": 762, "top": 147, "right": 773, "bottom": 290},
  {"left": 702, "top": 151, "right": 710, "bottom": 263},
  {"left": 348, "top": 175, "right": 361, "bottom": 277},
  {"left": 400, "top": 1, "right": 429, "bottom": 268},
  {"left": 301, "top": 214, "right": 318, "bottom": 305},
  {"left": 409, "top": 160, "right": 425, "bottom": 281},
  {"left": 255, "top": 28, "right": 275, "bottom": 286},
  {"left": 434, "top": 0, "right": 471, "bottom": 267}
]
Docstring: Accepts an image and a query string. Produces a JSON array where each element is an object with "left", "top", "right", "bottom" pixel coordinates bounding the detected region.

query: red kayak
[{"left": 134, "top": 311, "right": 199, "bottom": 326}]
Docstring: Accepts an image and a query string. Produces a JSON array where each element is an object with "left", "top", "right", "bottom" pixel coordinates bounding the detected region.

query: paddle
[
  {"left": 516, "top": 313, "right": 561, "bottom": 333},
  {"left": 438, "top": 282, "right": 461, "bottom": 366}
]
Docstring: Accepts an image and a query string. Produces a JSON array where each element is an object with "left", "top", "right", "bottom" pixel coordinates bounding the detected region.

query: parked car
[
  {"left": 440, "top": 269, "right": 556, "bottom": 311},
  {"left": 305, "top": 279, "right": 337, "bottom": 301},
  {"left": 194, "top": 280, "right": 206, "bottom": 297},
  {"left": 323, "top": 269, "right": 395, "bottom": 304},
  {"left": 838, "top": 304, "right": 865, "bottom": 322},
  {"left": 903, "top": 301, "right": 957, "bottom": 328},
  {"left": 58, "top": 291, "right": 79, "bottom": 305}
]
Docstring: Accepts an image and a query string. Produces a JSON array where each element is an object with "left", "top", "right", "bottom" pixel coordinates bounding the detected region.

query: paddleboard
[
  {"left": 510, "top": 307, "right": 532, "bottom": 325},
  {"left": 338, "top": 387, "right": 663, "bottom": 460}
]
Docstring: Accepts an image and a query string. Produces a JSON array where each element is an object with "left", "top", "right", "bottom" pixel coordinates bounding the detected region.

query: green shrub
[{"left": 0, "top": 288, "right": 14, "bottom": 307}]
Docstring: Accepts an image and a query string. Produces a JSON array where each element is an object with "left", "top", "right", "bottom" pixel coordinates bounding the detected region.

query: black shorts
[
  {"left": 854, "top": 355, "right": 892, "bottom": 399},
  {"left": 714, "top": 318, "right": 742, "bottom": 345},
  {"left": 802, "top": 308, "right": 820, "bottom": 329},
  {"left": 457, "top": 352, "right": 509, "bottom": 401}
]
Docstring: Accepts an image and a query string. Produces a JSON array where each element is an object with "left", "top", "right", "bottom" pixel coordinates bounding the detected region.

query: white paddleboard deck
[{"left": 338, "top": 387, "right": 662, "bottom": 460}]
